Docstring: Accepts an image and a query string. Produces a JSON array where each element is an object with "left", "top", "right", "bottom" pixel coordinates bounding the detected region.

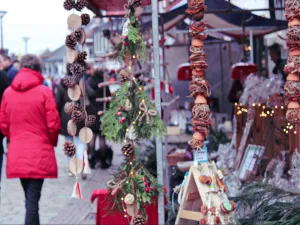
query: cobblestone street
[{"left": 0, "top": 135, "right": 123, "bottom": 224}]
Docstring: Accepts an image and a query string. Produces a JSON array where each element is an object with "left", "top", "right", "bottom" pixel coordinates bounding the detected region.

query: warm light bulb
[
  {"left": 258, "top": 103, "right": 261, "bottom": 107},
  {"left": 252, "top": 103, "right": 255, "bottom": 107},
  {"left": 272, "top": 110, "right": 274, "bottom": 113},
  {"left": 133, "top": 55, "right": 136, "bottom": 59},
  {"left": 290, "top": 126, "right": 294, "bottom": 130},
  {"left": 295, "top": 131, "right": 297, "bottom": 134},
  {"left": 288, "top": 123, "right": 291, "bottom": 126},
  {"left": 267, "top": 111, "right": 270, "bottom": 114},
  {"left": 263, "top": 106, "right": 266, "bottom": 109},
  {"left": 235, "top": 102, "right": 238, "bottom": 106},
  {"left": 275, "top": 105, "right": 278, "bottom": 109},
  {"left": 281, "top": 106, "right": 284, "bottom": 109}
]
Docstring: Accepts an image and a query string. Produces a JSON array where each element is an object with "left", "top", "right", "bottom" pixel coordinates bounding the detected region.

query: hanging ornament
[
  {"left": 77, "top": 51, "right": 88, "bottom": 64},
  {"left": 68, "top": 84, "right": 81, "bottom": 101},
  {"left": 75, "top": 0, "right": 88, "bottom": 11},
  {"left": 71, "top": 181, "right": 82, "bottom": 200},
  {"left": 79, "top": 127, "right": 93, "bottom": 144},
  {"left": 121, "top": 144, "right": 135, "bottom": 161},
  {"left": 133, "top": 215, "right": 146, "bottom": 225},
  {"left": 67, "top": 120, "right": 77, "bottom": 136},
  {"left": 67, "top": 14, "right": 82, "bottom": 29},
  {"left": 124, "top": 193, "right": 137, "bottom": 217},
  {"left": 83, "top": 149, "right": 91, "bottom": 174},
  {"left": 86, "top": 115, "right": 96, "bottom": 127},
  {"left": 124, "top": 99, "right": 132, "bottom": 111},
  {"left": 65, "top": 34, "right": 77, "bottom": 50},
  {"left": 126, "top": 125, "right": 137, "bottom": 140},
  {"left": 66, "top": 48, "right": 78, "bottom": 64},
  {"left": 70, "top": 62, "right": 85, "bottom": 79}
]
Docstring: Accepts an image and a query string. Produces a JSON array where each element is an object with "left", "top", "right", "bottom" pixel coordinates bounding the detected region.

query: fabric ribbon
[
  {"left": 138, "top": 102, "right": 157, "bottom": 124},
  {"left": 71, "top": 181, "right": 82, "bottom": 200},
  {"left": 83, "top": 148, "right": 91, "bottom": 174},
  {"left": 107, "top": 178, "right": 127, "bottom": 195}
]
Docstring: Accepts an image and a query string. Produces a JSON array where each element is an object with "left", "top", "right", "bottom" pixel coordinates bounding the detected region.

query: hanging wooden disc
[
  {"left": 69, "top": 157, "right": 84, "bottom": 175},
  {"left": 79, "top": 127, "right": 93, "bottom": 144},
  {"left": 76, "top": 28, "right": 86, "bottom": 45},
  {"left": 68, "top": 84, "right": 81, "bottom": 101},
  {"left": 67, "top": 14, "right": 82, "bottom": 30},
  {"left": 67, "top": 48, "right": 78, "bottom": 64},
  {"left": 67, "top": 120, "right": 77, "bottom": 136}
]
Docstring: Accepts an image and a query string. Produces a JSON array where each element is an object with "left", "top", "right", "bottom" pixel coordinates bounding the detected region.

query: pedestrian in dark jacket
[
  {"left": 55, "top": 75, "right": 86, "bottom": 179},
  {"left": 0, "top": 69, "right": 9, "bottom": 190},
  {"left": 1, "top": 54, "right": 18, "bottom": 84},
  {"left": 0, "top": 55, "right": 61, "bottom": 225},
  {"left": 86, "top": 68, "right": 111, "bottom": 169}
]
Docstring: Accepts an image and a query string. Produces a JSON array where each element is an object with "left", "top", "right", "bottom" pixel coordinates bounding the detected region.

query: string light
[
  {"left": 295, "top": 131, "right": 297, "bottom": 134},
  {"left": 275, "top": 105, "right": 278, "bottom": 109},
  {"left": 263, "top": 106, "right": 266, "bottom": 109},
  {"left": 281, "top": 106, "right": 284, "bottom": 109},
  {"left": 132, "top": 55, "right": 136, "bottom": 59},
  {"left": 252, "top": 103, "right": 255, "bottom": 107},
  {"left": 258, "top": 103, "right": 261, "bottom": 107},
  {"left": 235, "top": 103, "right": 238, "bottom": 106}
]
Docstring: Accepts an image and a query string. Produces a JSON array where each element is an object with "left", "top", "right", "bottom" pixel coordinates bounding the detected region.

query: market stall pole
[{"left": 151, "top": 0, "right": 164, "bottom": 224}]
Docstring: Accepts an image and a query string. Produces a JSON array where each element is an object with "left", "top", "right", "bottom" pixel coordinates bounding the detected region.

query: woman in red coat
[{"left": 0, "top": 54, "right": 61, "bottom": 225}]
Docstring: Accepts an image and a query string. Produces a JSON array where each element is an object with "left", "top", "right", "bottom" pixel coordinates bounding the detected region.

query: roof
[{"left": 43, "top": 45, "right": 66, "bottom": 63}]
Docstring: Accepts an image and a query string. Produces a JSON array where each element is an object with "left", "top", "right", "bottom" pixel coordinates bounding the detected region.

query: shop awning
[{"left": 162, "top": 0, "right": 287, "bottom": 38}]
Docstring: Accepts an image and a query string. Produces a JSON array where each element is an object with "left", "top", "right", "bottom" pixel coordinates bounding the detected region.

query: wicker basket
[{"left": 166, "top": 148, "right": 186, "bottom": 166}]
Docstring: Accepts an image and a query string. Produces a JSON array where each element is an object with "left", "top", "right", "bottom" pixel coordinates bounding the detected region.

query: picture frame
[{"left": 238, "top": 144, "right": 265, "bottom": 180}]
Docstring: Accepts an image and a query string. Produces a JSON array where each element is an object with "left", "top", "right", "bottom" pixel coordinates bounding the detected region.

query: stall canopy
[
  {"left": 162, "top": 0, "right": 287, "bottom": 38},
  {"left": 88, "top": 0, "right": 160, "bottom": 16}
]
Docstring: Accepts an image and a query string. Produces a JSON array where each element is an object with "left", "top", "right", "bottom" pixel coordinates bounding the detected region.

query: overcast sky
[{"left": 0, "top": 0, "right": 94, "bottom": 56}]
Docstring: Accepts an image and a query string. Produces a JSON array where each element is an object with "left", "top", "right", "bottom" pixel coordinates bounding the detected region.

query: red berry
[
  {"left": 143, "top": 177, "right": 147, "bottom": 181},
  {"left": 145, "top": 188, "right": 150, "bottom": 193},
  {"left": 119, "top": 106, "right": 123, "bottom": 111},
  {"left": 144, "top": 182, "right": 149, "bottom": 186}
]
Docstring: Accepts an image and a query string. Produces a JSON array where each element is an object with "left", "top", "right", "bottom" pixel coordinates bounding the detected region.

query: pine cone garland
[
  {"left": 64, "top": 102, "right": 75, "bottom": 115},
  {"left": 63, "top": 76, "right": 76, "bottom": 88},
  {"left": 78, "top": 52, "right": 87, "bottom": 63},
  {"left": 74, "top": 29, "right": 83, "bottom": 42},
  {"left": 63, "top": 0, "right": 75, "bottom": 10},
  {"left": 131, "top": 0, "right": 142, "bottom": 8},
  {"left": 81, "top": 14, "right": 90, "bottom": 26},
  {"left": 133, "top": 215, "right": 146, "bottom": 225},
  {"left": 63, "top": 141, "right": 76, "bottom": 157},
  {"left": 71, "top": 110, "right": 86, "bottom": 123},
  {"left": 65, "top": 34, "right": 77, "bottom": 50},
  {"left": 75, "top": 0, "right": 88, "bottom": 11},
  {"left": 121, "top": 144, "right": 135, "bottom": 161},
  {"left": 70, "top": 62, "right": 85, "bottom": 79},
  {"left": 86, "top": 115, "right": 96, "bottom": 127}
]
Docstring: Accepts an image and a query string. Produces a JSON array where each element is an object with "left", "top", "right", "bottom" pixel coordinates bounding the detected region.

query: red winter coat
[{"left": 0, "top": 68, "right": 61, "bottom": 179}]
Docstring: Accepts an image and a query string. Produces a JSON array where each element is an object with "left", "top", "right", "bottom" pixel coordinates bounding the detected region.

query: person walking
[
  {"left": 0, "top": 56, "right": 9, "bottom": 190},
  {"left": 1, "top": 54, "right": 19, "bottom": 84},
  {"left": 55, "top": 70, "right": 86, "bottom": 179},
  {"left": 0, "top": 55, "right": 61, "bottom": 225},
  {"left": 86, "top": 68, "right": 111, "bottom": 169}
]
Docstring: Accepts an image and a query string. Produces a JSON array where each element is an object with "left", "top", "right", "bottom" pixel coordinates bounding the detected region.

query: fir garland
[
  {"left": 233, "top": 182, "right": 300, "bottom": 225},
  {"left": 115, "top": 15, "right": 147, "bottom": 62},
  {"left": 101, "top": 81, "right": 164, "bottom": 142}
]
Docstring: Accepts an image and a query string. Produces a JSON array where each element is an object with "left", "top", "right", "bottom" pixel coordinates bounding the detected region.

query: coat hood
[{"left": 11, "top": 68, "right": 44, "bottom": 92}]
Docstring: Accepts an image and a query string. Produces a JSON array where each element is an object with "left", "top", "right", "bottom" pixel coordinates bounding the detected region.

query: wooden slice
[
  {"left": 79, "top": 127, "right": 93, "bottom": 144},
  {"left": 67, "top": 48, "right": 78, "bottom": 64},
  {"left": 68, "top": 84, "right": 81, "bottom": 101},
  {"left": 77, "top": 28, "right": 86, "bottom": 45},
  {"left": 287, "top": 73, "right": 299, "bottom": 81},
  {"left": 67, "top": 120, "right": 77, "bottom": 136},
  {"left": 69, "top": 157, "right": 84, "bottom": 175},
  {"left": 67, "top": 14, "right": 82, "bottom": 30},
  {"left": 195, "top": 95, "right": 207, "bottom": 104}
]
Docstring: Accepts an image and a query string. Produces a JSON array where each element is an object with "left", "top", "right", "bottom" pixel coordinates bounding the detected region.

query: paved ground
[{"left": 0, "top": 135, "right": 123, "bottom": 225}]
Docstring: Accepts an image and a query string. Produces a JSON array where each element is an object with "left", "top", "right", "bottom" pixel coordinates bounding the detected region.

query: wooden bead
[
  {"left": 288, "top": 18, "right": 300, "bottom": 27},
  {"left": 287, "top": 73, "right": 299, "bottom": 81},
  {"left": 193, "top": 132, "right": 205, "bottom": 141},
  {"left": 195, "top": 95, "right": 207, "bottom": 104},
  {"left": 192, "top": 70, "right": 205, "bottom": 77},
  {"left": 191, "top": 38, "right": 204, "bottom": 47},
  {"left": 289, "top": 49, "right": 300, "bottom": 56},
  {"left": 288, "top": 101, "right": 300, "bottom": 109}
]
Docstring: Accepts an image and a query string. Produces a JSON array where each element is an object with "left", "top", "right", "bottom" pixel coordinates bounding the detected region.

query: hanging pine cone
[
  {"left": 86, "top": 115, "right": 96, "bottom": 127},
  {"left": 133, "top": 215, "right": 146, "bottom": 225},
  {"left": 64, "top": 102, "right": 75, "bottom": 115},
  {"left": 63, "top": 0, "right": 75, "bottom": 10},
  {"left": 118, "top": 69, "right": 131, "bottom": 83},
  {"left": 71, "top": 110, "right": 86, "bottom": 123},
  {"left": 74, "top": 29, "right": 83, "bottom": 42},
  {"left": 62, "top": 76, "right": 76, "bottom": 88},
  {"left": 72, "top": 103, "right": 83, "bottom": 112},
  {"left": 75, "top": 0, "right": 88, "bottom": 11},
  {"left": 81, "top": 14, "right": 90, "bottom": 26},
  {"left": 65, "top": 33, "right": 77, "bottom": 50},
  {"left": 121, "top": 144, "right": 135, "bottom": 161},
  {"left": 77, "top": 52, "right": 87, "bottom": 63},
  {"left": 70, "top": 62, "right": 85, "bottom": 79},
  {"left": 63, "top": 141, "right": 76, "bottom": 157}
]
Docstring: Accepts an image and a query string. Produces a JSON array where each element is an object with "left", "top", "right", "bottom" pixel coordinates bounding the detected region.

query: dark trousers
[{"left": 20, "top": 179, "right": 44, "bottom": 225}]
